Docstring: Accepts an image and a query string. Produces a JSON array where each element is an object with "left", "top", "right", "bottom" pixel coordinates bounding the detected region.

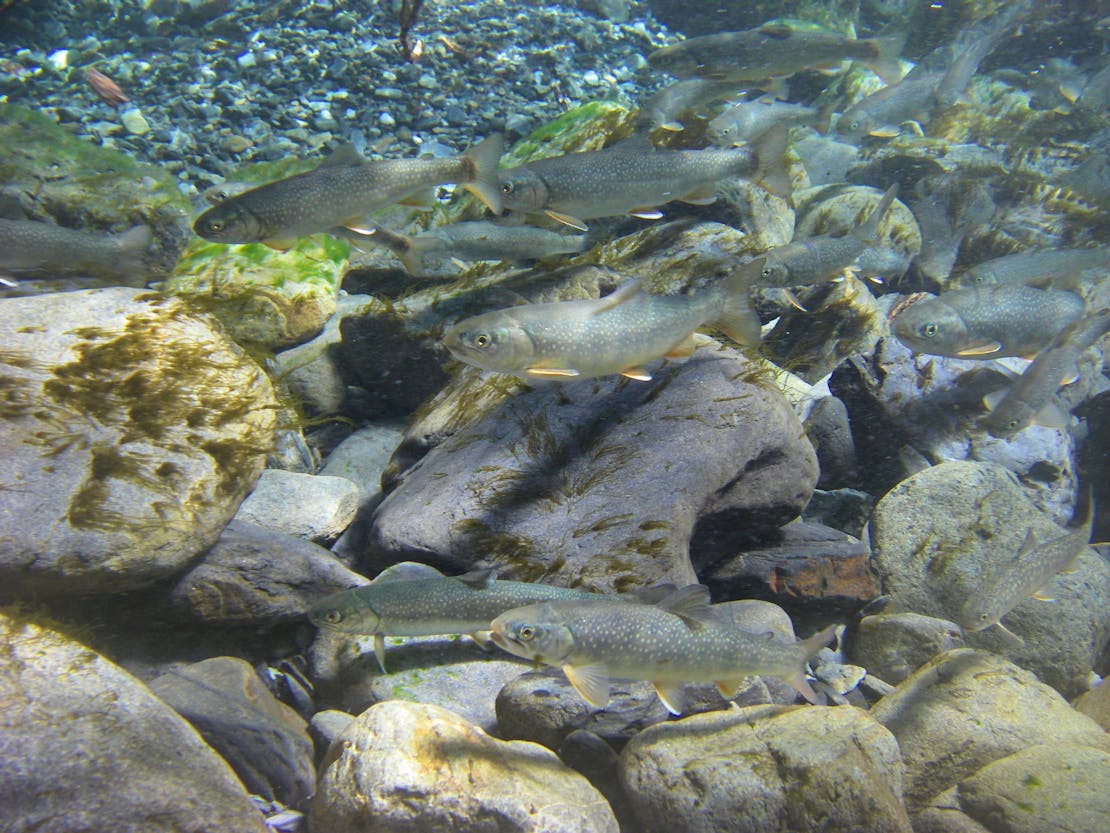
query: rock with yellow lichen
[
  {"left": 0, "top": 287, "right": 278, "bottom": 597},
  {"left": 310, "top": 700, "right": 619, "bottom": 833},
  {"left": 0, "top": 612, "right": 269, "bottom": 833}
]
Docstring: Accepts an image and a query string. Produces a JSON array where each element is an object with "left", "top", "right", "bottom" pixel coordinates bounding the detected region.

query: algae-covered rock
[
  {"left": 619, "top": 704, "right": 913, "bottom": 833},
  {"left": 869, "top": 649, "right": 1110, "bottom": 811},
  {"left": 369, "top": 341, "right": 817, "bottom": 593},
  {"left": 0, "top": 104, "right": 191, "bottom": 276},
  {"left": 868, "top": 461, "right": 1110, "bottom": 698},
  {"left": 0, "top": 288, "right": 277, "bottom": 597},
  {"left": 0, "top": 613, "right": 268, "bottom": 833},
  {"left": 501, "top": 100, "right": 637, "bottom": 167},
  {"left": 310, "top": 700, "right": 619, "bottom": 833},
  {"left": 162, "top": 232, "right": 349, "bottom": 349}
]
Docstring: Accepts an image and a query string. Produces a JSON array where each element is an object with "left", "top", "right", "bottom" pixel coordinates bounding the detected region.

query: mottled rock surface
[
  {"left": 318, "top": 422, "right": 406, "bottom": 504},
  {"left": 619, "top": 704, "right": 912, "bottom": 833},
  {"left": 868, "top": 461, "right": 1110, "bottom": 698},
  {"left": 234, "top": 468, "right": 360, "bottom": 543},
  {"left": 370, "top": 343, "right": 818, "bottom": 592},
  {"left": 148, "top": 656, "right": 315, "bottom": 806},
  {"left": 1074, "top": 677, "right": 1110, "bottom": 732},
  {"left": 169, "top": 520, "right": 364, "bottom": 625},
  {"left": 847, "top": 612, "right": 965, "bottom": 685},
  {"left": 0, "top": 614, "right": 267, "bottom": 833},
  {"left": 869, "top": 649, "right": 1110, "bottom": 811},
  {"left": 0, "top": 288, "right": 277, "bottom": 597},
  {"left": 311, "top": 700, "right": 619, "bottom": 833}
]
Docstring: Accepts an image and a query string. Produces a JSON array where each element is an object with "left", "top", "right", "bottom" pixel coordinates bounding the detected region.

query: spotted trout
[
  {"left": 489, "top": 585, "right": 838, "bottom": 714},
  {"left": 496, "top": 126, "right": 791, "bottom": 230},
  {"left": 0, "top": 218, "right": 152, "bottom": 285},
  {"left": 443, "top": 257, "right": 767, "bottom": 380},
  {"left": 956, "top": 497, "right": 1094, "bottom": 646},
  {"left": 308, "top": 562, "right": 610, "bottom": 671},
  {"left": 983, "top": 309, "right": 1110, "bottom": 439},
  {"left": 192, "top": 134, "right": 503, "bottom": 248},
  {"left": 958, "top": 247, "right": 1110, "bottom": 291},
  {"left": 891, "top": 285, "right": 1086, "bottom": 359},
  {"left": 648, "top": 23, "right": 904, "bottom": 86}
]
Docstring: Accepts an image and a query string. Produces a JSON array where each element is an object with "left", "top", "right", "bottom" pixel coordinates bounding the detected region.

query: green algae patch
[
  {"left": 501, "top": 100, "right": 638, "bottom": 167},
  {"left": 0, "top": 104, "right": 190, "bottom": 275},
  {"left": 163, "top": 233, "right": 350, "bottom": 349}
]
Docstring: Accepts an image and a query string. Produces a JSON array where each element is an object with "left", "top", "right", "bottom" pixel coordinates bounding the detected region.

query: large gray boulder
[
  {"left": 869, "top": 649, "right": 1110, "bottom": 812},
  {"left": 0, "top": 288, "right": 277, "bottom": 597},
  {"left": 148, "top": 657, "right": 315, "bottom": 806},
  {"left": 169, "top": 520, "right": 365, "bottom": 625},
  {"left": 310, "top": 700, "right": 619, "bottom": 833},
  {"left": 914, "top": 744, "right": 1110, "bottom": 833},
  {"left": 0, "top": 613, "right": 268, "bottom": 833},
  {"left": 868, "top": 461, "right": 1110, "bottom": 698},
  {"left": 369, "top": 342, "right": 818, "bottom": 592},
  {"left": 619, "top": 704, "right": 912, "bottom": 833}
]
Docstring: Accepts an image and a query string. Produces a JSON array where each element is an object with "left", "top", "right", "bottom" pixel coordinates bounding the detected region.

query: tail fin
[
  {"left": 749, "top": 123, "right": 793, "bottom": 198},
  {"left": 113, "top": 225, "right": 153, "bottom": 281},
  {"left": 852, "top": 184, "right": 899, "bottom": 248},
  {"left": 461, "top": 133, "right": 505, "bottom": 215},
  {"left": 712, "top": 256, "right": 767, "bottom": 347},
  {"left": 863, "top": 32, "right": 906, "bottom": 85},
  {"left": 784, "top": 624, "right": 839, "bottom": 705}
]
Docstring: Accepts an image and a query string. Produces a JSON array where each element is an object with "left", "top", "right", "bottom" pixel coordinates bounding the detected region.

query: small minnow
[
  {"left": 891, "top": 285, "right": 1086, "bottom": 359},
  {"left": 443, "top": 256, "right": 767, "bottom": 381},
  {"left": 308, "top": 562, "right": 610, "bottom": 671},
  {"left": 193, "top": 134, "right": 503, "bottom": 248},
  {"left": 0, "top": 218, "right": 151, "bottom": 284},
  {"left": 347, "top": 220, "right": 587, "bottom": 276},
  {"left": 489, "top": 584, "right": 838, "bottom": 714},
  {"left": 755, "top": 184, "right": 899, "bottom": 288},
  {"left": 982, "top": 309, "right": 1110, "bottom": 439},
  {"left": 957, "top": 247, "right": 1110, "bottom": 291},
  {"left": 496, "top": 125, "right": 791, "bottom": 231},
  {"left": 956, "top": 497, "right": 1095, "bottom": 646},
  {"left": 648, "top": 24, "right": 904, "bottom": 87}
]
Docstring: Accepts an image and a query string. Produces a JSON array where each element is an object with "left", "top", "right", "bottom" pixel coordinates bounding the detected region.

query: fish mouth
[{"left": 488, "top": 630, "right": 510, "bottom": 649}]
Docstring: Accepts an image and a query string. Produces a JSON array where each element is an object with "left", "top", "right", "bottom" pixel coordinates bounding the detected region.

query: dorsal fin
[
  {"left": 456, "top": 567, "right": 498, "bottom": 588},
  {"left": 590, "top": 279, "right": 643, "bottom": 316},
  {"left": 656, "top": 584, "right": 717, "bottom": 628},
  {"left": 370, "top": 562, "right": 446, "bottom": 584}
]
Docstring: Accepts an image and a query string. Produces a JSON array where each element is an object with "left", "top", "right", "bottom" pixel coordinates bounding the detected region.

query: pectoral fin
[
  {"left": 563, "top": 664, "right": 611, "bottom": 708},
  {"left": 628, "top": 208, "right": 665, "bottom": 220},
  {"left": 956, "top": 341, "right": 1003, "bottom": 357},
  {"left": 982, "top": 389, "right": 1007, "bottom": 411},
  {"left": 653, "top": 681, "right": 687, "bottom": 715},
  {"left": 657, "top": 120, "right": 684, "bottom": 132},
  {"left": 373, "top": 633, "right": 387, "bottom": 673},
  {"left": 993, "top": 622, "right": 1026, "bottom": 648},
  {"left": 263, "top": 238, "right": 296, "bottom": 251},
  {"left": 1032, "top": 402, "right": 1069, "bottom": 429},
  {"left": 620, "top": 366, "right": 653, "bottom": 381},
  {"left": 544, "top": 210, "right": 589, "bottom": 231},
  {"left": 526, "top": 367, "right": 581, "bottom": 378},
  {"left": 867, "top": 126, "right": 901, "bottom": 138}
]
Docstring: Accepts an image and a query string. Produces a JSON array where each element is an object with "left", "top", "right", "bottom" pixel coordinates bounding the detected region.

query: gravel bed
[{"left": 0, "top": 0, "right": 675, "bottom": 196}]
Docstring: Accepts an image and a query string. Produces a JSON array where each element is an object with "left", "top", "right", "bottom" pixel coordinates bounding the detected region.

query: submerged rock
[
  {"left": 0, "top": 613, "right": 268, "bottom": 833},
  {"left": 869, "top": 649, "right": 1110, "bottom": 812},
  {"left": 619, "top": 704, "right": 912, "bottom": 833},
  {"left": 846, "top": 612, "right": 966, "bottom": 685},
  {"left": 148, "top": 656, "right": 315, "bottom": 807},
  {"left": 369, "top": 342, "right": 817, "bottom": 592},
  {"left": 310, "top": 700, "right": 619, "bottom": 833},
  {"left": 868, "top": 460, "right": 1110, "bottom": 698},
  {"left": 0, "top": 288, "right": 277, "bottom": 597},
  {"left": 233, "top": 468, "right": 360, "bottom": 543}
]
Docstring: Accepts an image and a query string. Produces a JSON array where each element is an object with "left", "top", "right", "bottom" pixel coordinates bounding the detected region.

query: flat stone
[
  {"left": 0, "top": 288, "right": 277, "bottom": 597},
  {"left": 0, "top": 613, "right": 267, "bottom": 833},
  {"left": 619, "top": 704, "right": 912, "bottom": 833},
  {"left": 369, "top": 342, "right": 817, "bottom": 593},
  {"left": 234, "top": 469, "right": 360, "bottom": 543},
  {"left": 846, "top": 612, "right": 966, "bottom": 685},
  {"left": 310, "top": 700, "right": 619, "bottom": 833},
  {"left": 170, "top": 520, "right": 365, "bottom": 625},
  {"left": 869, "top": 649, "right": 1110, "bottom": 811},
  {"left": 148, "top": 656, "right": 315, "bottom": 806},
  {"left": 318, "top": 423, "right": 405, "bottom": 505}
]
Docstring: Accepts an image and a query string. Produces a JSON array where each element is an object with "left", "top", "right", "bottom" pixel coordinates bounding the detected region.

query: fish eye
[
  {"left": 922, "top": 322, "right": 939, "bottom": 338},
  {"left": 473, "top": 332, "right": 491, "bottom": 348},
  {"left": 518, "top": 625, "right": 535, "bottom": 641},
  {"left": 848, "top": 120, "right": 860, "bottom": 132},
  {"left": 761, "top": 266, "right": 772, "bottom": 279},
  {"left": 323, "top": 610, "right": 343, "bottom": 624},
  {"left": 207, "top": 219, "right": 224, "bottom": 233},
  {"left": 501, "top": 181, "right": 514, "bottom": 194}
]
